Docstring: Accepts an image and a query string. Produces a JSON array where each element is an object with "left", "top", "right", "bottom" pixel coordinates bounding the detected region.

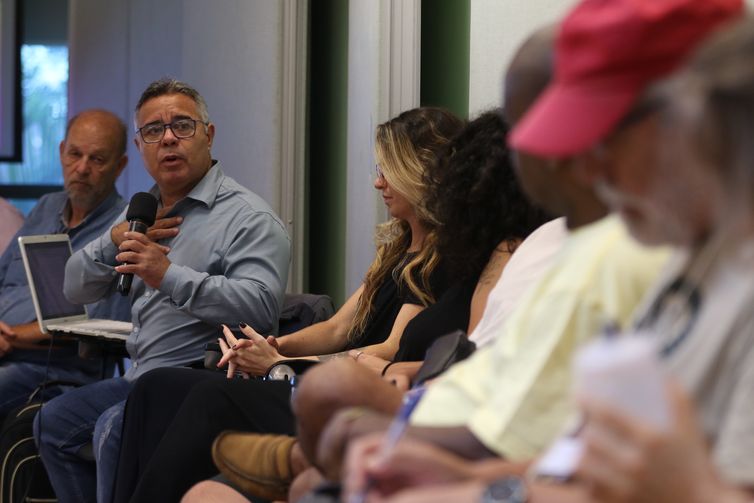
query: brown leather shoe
[{"left": 212, "top": 431, "right": 296, "bottom": 501}]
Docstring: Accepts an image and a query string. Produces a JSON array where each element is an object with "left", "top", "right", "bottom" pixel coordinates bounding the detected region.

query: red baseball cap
[{"left": 509, "top": 0, "right": 742, "bottom": 157}]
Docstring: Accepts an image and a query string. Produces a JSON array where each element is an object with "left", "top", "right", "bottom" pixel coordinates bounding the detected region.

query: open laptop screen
[{"left": 23, "top": 240, "right": 86, "bottom": 320}]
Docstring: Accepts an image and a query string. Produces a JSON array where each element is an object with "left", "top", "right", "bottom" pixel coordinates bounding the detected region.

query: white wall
[
  {"left": 344, "top": 0, "right": 420, "bottom": 295},
  {"left": 182, "top": 0, "right": 284, "bottom": 209},
  {"left": 469, "top": 0, "right": 577, "bottom": 116},
  {"left": 469, "top": 0, "right": 752, "bottom": 117},
  {"left": 345, "top": 0, "right": 386, "bottom": 295}
]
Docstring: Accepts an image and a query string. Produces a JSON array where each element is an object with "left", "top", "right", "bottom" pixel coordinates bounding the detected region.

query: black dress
[
  {"left": 394, "top": 276, "right": 477, "bottom": 362},
  {"left": 113, "top": 254, "right": 446, "bottom": 503}
]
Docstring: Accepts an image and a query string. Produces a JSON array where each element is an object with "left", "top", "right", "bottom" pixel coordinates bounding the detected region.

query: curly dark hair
[{"left": 426, "top": 109, "right": 551, "bottom": 282}]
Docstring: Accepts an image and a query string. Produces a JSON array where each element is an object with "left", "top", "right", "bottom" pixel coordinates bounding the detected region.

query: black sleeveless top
[
  {"left": 346, "top": 253, "right": 448, "bottom": 349},
  {"left": 394, "top": 275, "right": 477, "bottom": 362}
]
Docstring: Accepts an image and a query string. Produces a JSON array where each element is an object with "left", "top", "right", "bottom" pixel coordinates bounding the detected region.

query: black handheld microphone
[{"left": 117, "top": 192, "right": 159, "bottom": 296}]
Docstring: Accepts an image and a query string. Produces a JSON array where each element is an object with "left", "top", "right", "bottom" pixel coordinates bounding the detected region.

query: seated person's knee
[
  {"left": 181, "top": 480, "right": 248, "bottom": 503},
  {"left": 294, "top": 358, "right": 373, "bottom": 413}
]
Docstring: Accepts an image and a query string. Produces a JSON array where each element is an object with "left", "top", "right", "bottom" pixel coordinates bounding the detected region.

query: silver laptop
[{"left": 18, "top": 234, "right": 133, "bottom": 341}]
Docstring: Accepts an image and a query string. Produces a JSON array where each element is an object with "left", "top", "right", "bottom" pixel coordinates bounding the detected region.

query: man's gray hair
[
  {"left": 674, "top": 18, "right": 754, "bottom": 185},
  {"left": 134, "top": 78, "right": 210, "bottom": 125},
  {"left": 650, "top": 17, "right": 754, "bottom": 218}
]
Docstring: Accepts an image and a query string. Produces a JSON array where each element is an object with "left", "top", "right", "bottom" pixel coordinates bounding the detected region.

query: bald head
[
  {"left": 60, "top": 109, "right": 128, "bottom": 219},
  {"left": 502, "top": 25, "right": 608, "bottom": 228},
  {"left": 504, "top": 25, "right": 557, "bottom": 126},
  {"left": 65, "top": 109, "right": 127, "bottom": 157}
]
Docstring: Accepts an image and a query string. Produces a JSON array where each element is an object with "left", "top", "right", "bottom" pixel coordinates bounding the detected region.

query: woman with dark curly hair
[
  {"left": 390, "top": 109, "right": 551, "bottom": 361},
  {"left": 431, "top": 109, "right": 549, "bottom": 290}
]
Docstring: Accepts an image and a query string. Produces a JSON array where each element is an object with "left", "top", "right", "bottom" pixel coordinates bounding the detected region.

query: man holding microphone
[{"left": 36, "top": 78, "right": 291, "bottom": 503}]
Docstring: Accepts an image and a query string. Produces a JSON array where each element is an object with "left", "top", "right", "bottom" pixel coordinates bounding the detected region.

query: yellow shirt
[{"left": 410, "top": 215, "right": 669, "bottom": 460}]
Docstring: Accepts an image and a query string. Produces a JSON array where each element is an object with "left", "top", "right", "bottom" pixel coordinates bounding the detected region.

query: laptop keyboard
[{"left": 65, "top": 320, "right": 133, "bottom": 334}]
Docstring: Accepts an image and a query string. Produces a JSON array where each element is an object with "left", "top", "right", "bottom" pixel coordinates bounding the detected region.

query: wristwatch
[{"left": 480, "top": 476, "right": 529, "bottom": 503}]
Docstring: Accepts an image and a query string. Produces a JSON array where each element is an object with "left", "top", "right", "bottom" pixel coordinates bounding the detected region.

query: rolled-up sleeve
[{"left": 64, "top": 222, "right": 123, "bottom": 305}]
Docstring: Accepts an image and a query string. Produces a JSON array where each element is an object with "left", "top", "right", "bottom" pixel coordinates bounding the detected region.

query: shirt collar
[
  {"left": 149, "top": 160, "right": 224, "bottom": 213},
  {"left": 58, "top": 190, "right": 123, "bottom": 231}
]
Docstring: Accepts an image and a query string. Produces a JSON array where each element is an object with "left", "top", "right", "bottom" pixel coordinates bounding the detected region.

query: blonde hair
[{"left": 348, "top": 108, "right": 464, "bottom": 344}]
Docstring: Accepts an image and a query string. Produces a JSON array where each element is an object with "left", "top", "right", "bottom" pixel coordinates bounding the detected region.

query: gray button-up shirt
[{"left": 64, "top": 162, "right": 291, "bottom": 380}]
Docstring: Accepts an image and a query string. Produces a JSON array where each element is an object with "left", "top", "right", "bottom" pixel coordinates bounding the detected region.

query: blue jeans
[
  {"left": 34, "top": 377, "right": 132, "bottom": 503},
  {"left": 94, "top": 400, "right": 127, "bottom": 503},
  {"left": 0, "top": 356, "right": 103, "bottom": 420}
]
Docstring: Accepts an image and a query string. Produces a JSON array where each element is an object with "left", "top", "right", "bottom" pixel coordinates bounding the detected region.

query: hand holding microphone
[{"left": 115, "top": 192, "right": 159, "bottom": 295}]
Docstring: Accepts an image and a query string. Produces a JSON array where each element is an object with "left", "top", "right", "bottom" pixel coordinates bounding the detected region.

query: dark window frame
[
  {"left": 1, "top": 0, "right": 69, "bottom": 205},
  {"left": 0, "top": 0, "right": 23, "bottom": 163},
  {"left": 0, "top": 184, "right": 62, "bottom": 199}
]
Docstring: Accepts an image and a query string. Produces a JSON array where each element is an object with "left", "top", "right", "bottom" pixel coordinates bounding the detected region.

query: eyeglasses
[{"left": 136, "top": 118, "right": 208, "bottom": 143}]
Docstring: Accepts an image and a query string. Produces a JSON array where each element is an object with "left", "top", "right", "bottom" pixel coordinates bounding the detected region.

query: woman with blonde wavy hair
[
  {"left": 343, "top": 107, "right": 456, "bottom": 354},
  {"left": 111, "top": 107, "right": 463, "bottom": 503}
]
